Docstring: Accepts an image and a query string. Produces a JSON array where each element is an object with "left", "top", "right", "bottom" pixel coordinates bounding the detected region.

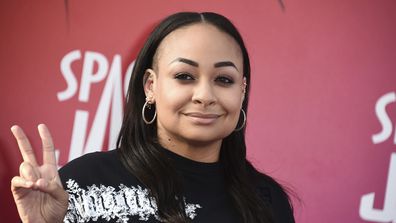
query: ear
[
  {"left": 143, "top": 69, "right": 157, "bottom": 102},
  {"left": 241, "top": 76, "right": 247, "bottom": 103}
]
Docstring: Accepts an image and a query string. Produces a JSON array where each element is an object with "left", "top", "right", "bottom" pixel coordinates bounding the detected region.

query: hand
[{"left": 10, "top": 124, "right": 68, "bottom": 223}]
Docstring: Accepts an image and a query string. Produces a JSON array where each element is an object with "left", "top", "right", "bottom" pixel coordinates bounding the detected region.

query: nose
[{"left": 192, "top": 81, "right": 217, "bottom": 106}]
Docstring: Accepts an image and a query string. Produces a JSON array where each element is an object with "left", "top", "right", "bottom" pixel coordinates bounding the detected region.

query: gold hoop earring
[
  {"left": 234, "top": 109, "right": 246, "bottom": 131},
  {"left": 142, "top": 100, "right": 157, "bottom": 124}
]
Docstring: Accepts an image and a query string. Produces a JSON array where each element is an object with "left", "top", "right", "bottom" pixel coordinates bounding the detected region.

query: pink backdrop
[{"left": 1, "top": 0, "right": 395, "bottom": 222}]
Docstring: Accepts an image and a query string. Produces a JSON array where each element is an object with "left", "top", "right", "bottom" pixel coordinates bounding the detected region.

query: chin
[{"left": 181, "top": 131, "right": 231, "bottom": 145}]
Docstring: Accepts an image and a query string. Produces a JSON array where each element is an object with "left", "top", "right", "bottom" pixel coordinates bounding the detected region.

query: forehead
[{"left": 154, "top": 23, "right": 243, "bottom": 70}]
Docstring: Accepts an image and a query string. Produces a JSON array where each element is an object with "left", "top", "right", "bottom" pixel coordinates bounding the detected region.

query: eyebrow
[
  {"left": 170, "top": 58, "right": 198, "bottom": 67},
  {"left": 170, "top": 57, "right": 239, "bottom": 71},
  {"left": 214, "top": 61, "right": 239, "bottom": 71}
]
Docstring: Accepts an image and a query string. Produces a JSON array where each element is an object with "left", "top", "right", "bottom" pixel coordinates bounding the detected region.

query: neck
[{"left": 158, "top": 133, "right": 222, "bottom": 163}]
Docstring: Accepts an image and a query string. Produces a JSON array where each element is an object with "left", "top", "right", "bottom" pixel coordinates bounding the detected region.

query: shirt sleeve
[
  {"left": 254, "top": 171, "right": 295, "bottom": 223},
  {"left": 268, "top": 182, "right": 295, "bottom": 223}
]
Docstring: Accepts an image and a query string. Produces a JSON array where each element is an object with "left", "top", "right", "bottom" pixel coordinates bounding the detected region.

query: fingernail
[{"left": 25, "top": 181, "right": 33, "bottom": 187}]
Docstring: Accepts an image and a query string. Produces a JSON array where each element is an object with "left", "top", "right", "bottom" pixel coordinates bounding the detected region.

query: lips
[{"left": 183, "top": 112, "right": 221, "bottom": 125}]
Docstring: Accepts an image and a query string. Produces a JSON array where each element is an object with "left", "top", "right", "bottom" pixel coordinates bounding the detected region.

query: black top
[{"left": 59, "top": 148, "right": 294, "bottom": 223}]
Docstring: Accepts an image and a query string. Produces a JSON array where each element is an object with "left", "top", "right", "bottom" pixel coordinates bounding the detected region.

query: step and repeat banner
[{"left": 1, "top": 0, "right": 395, "bottom": 222}]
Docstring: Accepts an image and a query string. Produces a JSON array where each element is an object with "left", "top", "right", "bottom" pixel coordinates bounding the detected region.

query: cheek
[
  {"left": 218, "top": 89, "right": 243, "bottom": 114},
  {"left": 155, "top": 79, "right": 191, "bottom": 113}
]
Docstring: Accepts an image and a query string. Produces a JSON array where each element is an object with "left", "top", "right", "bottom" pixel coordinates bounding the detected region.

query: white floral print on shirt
[{"left": 64, "top": 179, "right": 202, "bottom": 223}]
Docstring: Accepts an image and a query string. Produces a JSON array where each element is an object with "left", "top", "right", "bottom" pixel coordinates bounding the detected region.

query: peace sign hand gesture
[{"left": 10, "top": 124, "right": 68, "bottom": 223}]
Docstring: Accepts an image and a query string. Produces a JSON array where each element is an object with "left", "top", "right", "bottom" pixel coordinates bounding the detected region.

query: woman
[{"left": 11, "top": 12, "right": 295, "bottom": 223}]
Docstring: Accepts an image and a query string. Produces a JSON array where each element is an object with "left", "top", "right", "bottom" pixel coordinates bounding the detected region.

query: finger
[
  {"left": 37, "top": 124, "right": 56, "bottom": 165},
  {"left": 19, "top": 162, "right": 39, "bottom": 182},
  {"left": 11, "top": 125, "right": 38, "bottom": 166},
  {"left": 11, "top": 176, "right": 34, "bottom": 191},
  {"left": 36, "top": 178, "right": 69, "bottom": 203}
]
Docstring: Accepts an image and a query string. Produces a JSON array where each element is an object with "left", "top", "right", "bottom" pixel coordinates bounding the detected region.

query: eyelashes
[
  {"left": 175, "top": 73, "right": 194, "bottom": 81},
  {"left": 215, "top": 76, "right": 234, "bottom": 85},
  {"left": 174, "top": 72, "right": 235, "bottom": 85}
]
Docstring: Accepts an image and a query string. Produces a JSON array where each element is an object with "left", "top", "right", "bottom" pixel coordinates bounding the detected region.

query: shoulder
[
  {"left": 59, "top": 149, "right": 135, "bottom": 188},
  {"left": 59, "top": 150, "right": 154, "bottom": 222},
  {"left": 249, "top": 168, "right": 295, "bottom": 223},
  {"left": 59, "top": 149, "right": 118, "bottom": 176}
]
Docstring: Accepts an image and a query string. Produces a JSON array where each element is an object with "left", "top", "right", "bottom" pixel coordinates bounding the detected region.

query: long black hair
[{"left": 117, "top": 12, "right": 292, "bottom": 222}]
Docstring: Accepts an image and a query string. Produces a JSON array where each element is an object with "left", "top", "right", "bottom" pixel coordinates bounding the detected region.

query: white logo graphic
[
  {"left": 64, "top": 179, "right": 202, "bottom": 223},
  {"left": 359, "top": 92, "right": 396, "bottom": 222},
  {"left": 57, "top": 50, "right": 135, "bottom": 163}
]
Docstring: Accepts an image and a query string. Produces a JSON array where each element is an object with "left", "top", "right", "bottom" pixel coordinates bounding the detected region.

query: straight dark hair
[{"left": 117, "top": 12, "right": 292, "bottom": 222}]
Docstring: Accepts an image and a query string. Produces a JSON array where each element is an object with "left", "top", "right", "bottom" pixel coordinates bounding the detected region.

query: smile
[{"left": 183, "top": 112, "right": 221, "bottom": 125}]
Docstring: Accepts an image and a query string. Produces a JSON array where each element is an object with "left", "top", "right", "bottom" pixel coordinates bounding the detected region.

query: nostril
[
  {"left": 192, "top": 98, "right": 216, "bottom": 107},
  {"left": 191, "top": 84, "right": 217, "bottom": 106},
  {"left": 193, "top": 98, "right": 201, "bottom": 104}
]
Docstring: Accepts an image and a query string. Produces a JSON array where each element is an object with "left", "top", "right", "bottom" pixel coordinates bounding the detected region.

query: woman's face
[{"left": 145, "top": 23, "right": 245, "bottom": 147}]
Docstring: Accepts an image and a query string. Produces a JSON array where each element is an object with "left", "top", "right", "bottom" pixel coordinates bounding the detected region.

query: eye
[
  {"left": 215, "top": 75, "right": 234, "bottom": 85},
  {"left": 175, "top": 72, "right": 195, "bottom": 81}
]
